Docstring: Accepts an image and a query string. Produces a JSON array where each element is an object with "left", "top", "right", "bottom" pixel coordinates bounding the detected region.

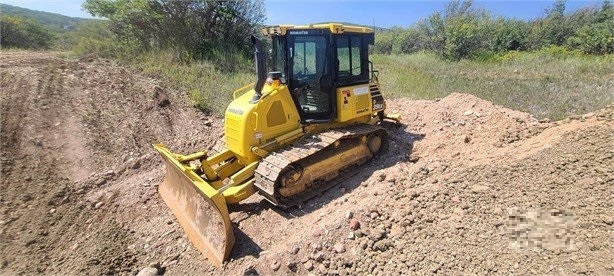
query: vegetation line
[{"left": 1, "top": 0, "right": 612, "bottom": 119}]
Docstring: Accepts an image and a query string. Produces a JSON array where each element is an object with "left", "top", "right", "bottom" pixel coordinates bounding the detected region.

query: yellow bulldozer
[{"left": 153, "top": 23, "right": 400, "bottom": 267}]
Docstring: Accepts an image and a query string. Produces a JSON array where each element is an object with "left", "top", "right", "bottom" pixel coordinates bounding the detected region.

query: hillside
[
  {"left": 0, "top": 52, "right": 612, "bottom": 275},
  {"left": 0, "top": 3, "right": 96, "bottom": 31}
]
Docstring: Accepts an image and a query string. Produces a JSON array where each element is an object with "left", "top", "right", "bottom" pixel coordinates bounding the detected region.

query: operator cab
[{"left": 263, "top": 24, "right": 375, "bottom": 124}]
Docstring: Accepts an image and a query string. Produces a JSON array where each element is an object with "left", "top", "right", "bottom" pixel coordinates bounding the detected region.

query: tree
[
  {"left": 437, "top": 0, "right": 489, "bottom": 60},
  {"left": 82, "top": 0, "right": 266, "bottom": 64},
  {"left": 527, "top": 0, "right": 573, "bottom": 49},
  {"left": 485, "top": 18, "right": 530, "bottom": 52},
  {"left": 416, "top": 11, "right": 446, "bottom": 56},
  {"left": 1, "top": 15, "right": 56, "bottom": 49},
  {"left": 566, "top": 0, "right": 614, "bottom": 54}
]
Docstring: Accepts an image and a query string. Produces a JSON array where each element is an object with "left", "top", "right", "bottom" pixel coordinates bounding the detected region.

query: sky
[{"left": 0, "top": 0, "right": 606, "bottom": 28}]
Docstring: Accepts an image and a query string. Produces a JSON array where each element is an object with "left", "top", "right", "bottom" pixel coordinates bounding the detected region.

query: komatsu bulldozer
[{"left": 153, "top": 23, "right": 400, "bottom": 267}]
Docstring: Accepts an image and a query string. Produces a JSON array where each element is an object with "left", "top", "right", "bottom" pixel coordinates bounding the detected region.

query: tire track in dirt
[
  {"left": 1, "top": 54, "right": 134, "bottom": 274},
  {"left": 0, "top": 52, "right": 220, "bottom": 275}
]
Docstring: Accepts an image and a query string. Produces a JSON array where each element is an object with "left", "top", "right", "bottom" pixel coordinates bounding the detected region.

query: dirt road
[{"left": 1, "top": 52, "right": 612, "bottom": 275}]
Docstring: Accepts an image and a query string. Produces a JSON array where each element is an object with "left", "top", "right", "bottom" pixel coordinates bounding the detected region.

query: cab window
[{"left": 336, "top": 36, "right": 362, "bottom": 77}]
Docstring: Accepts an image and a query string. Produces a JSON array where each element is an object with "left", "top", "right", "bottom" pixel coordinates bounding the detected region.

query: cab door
[{"left": 288, "top": 34, "right": 334, "bottom": 123}]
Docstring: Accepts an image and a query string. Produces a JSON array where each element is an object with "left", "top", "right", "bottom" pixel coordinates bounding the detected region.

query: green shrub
[
  {"left": 374, "top": 0, "right": 614, "bottom": 60},
  {"left": 1, "top": 15, "right": 55, "bottom": 49},
  {"left": 131, "top": 50, "right": 254, "bottom": 114},
  {"left": 372, "top": 51, "right": 613, "bottom": 120},
  {"left": 537, "top": 45, "right": 584, "bottom": 60}
]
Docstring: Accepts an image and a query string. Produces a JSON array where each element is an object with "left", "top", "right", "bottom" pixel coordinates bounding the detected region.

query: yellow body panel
[
  {"left": 225, "top": 82, "right": 301, "bottom": 165},
  {"left": 337, "top": 84, "right": 374, "bottom": 122}
]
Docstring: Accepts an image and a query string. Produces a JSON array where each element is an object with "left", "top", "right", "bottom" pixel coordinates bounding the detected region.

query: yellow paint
[
  {"left": 261, "top": 23, "right": 373, "bottom": 36},
  {"left": 336, "top": 83, "right": 374, "bottom": 123}
]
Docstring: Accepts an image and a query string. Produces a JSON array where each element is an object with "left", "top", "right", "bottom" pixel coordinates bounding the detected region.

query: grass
[
  {"left": 115, "top": 49, "right": 612, "bottom": 120},
  {"left": 371, "top": 50, "right": 614, "bottom": 120},
  {"left": 130, "top": 51, "right": 254, "bottom": 115}
]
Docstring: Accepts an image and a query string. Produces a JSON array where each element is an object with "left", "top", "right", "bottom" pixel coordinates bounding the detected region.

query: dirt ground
[{"left": 1, "top": 52, "right": 612, "bottom": 275}]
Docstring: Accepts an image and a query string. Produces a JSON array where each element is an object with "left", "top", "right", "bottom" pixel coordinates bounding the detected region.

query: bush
[
  {"left": 1, "top": 15, "right": 55, "bottom": 49},
  {"left": 566, "top": 1, "right": 614, "bottom": 54},
  {"left": 374, "top": 0, "right": 614, "bottom": 60},
  {"left": 69, "top": 20, "right": 130, "bottom": 58},
  {"left": 82, "top": 0, "right": 265, "bottom": 69}
]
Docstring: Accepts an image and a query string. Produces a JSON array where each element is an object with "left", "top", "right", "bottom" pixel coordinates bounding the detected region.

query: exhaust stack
[{"left": 251, "top": 35, "right": 266, "bottom": 103}]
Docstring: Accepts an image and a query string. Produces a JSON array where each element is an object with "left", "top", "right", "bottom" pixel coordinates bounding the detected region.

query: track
[{"left": 254, "top": 124, "right": 388, "bottom": 208}]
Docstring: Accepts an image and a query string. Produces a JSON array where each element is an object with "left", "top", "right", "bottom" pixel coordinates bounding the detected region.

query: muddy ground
[{"left": 1, "top": 52, "right": 612, "bottom": 275}]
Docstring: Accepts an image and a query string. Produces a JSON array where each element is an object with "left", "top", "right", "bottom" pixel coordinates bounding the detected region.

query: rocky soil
[{"left": 1, "top": 52, "right": 612, "bottom": 275}]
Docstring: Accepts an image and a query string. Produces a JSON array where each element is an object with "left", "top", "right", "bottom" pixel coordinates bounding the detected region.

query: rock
[
  {"left": 49, "top": 208, "right": 56, "bottom": 214},
  {"left": 270, "top": 260, "right": 281, "bottom": 271},
  {"left": 287, "top": 261, "right": 297, "bottom": 272},
  {"left": 303, "top": 260, "right": 314, "bottom": 271},
  {"left": 290, "top": 246, "right": 300, "bottom": 254},
  {"left": 333, "top": 243, "right": 346, "bottom": 253},
  {"left": 582, "top": 113, "right": 595, "bottom": 119},
  {"left": 349, "top": 218, "right": 361, "bottom": 230},
  {"left": 312, "top": 251, "right": 325, "bottom": 262},
  {"left": 464, "top": 135, "right": 471, "bottom": 143},
  {"left": 242, "top": 265, "right": 258, "bottom": 276},
  {"left": 463, "top": 110, "right": 474, "bottom": 116},
  {"left": 409, "top": 154, "right": 420, "bottom": 163},
  {"left": 603, "top": 216, "right": 613, "bottom": 225},
  {"left": 136, "top": 266, "right": 158, "bottom": 276},
  {"left": 369, "top": 229, "right": 386, "bottom": 241},
  {"left": 345, "top": 211, "right": 354, "bottom": 220},
  {"left": 95, "top": 178, "right": 107, "bottom": 187},
  {"left": 94, "top": 202, "right": 104, "bottom": 209},
  {"left": 310, "top": 242, "right": 322, "bottom": 251},
  {"left": 131, "top": 159, "right": 141, "bottom": 169},
  {"left": 347, "top": 232, "right": 355, "bottom": 240},
  {"left": 300, "top": 255, "right": 311, "bottom": 264},
  {"left": 539, "top": 118, "right": 551, "bottom": 123},
  {"left": 471, "top": 185, "right": 490, "bottom": 193},
  {"left": 370, "top": 212, "right": 379, "bottom": 219}
]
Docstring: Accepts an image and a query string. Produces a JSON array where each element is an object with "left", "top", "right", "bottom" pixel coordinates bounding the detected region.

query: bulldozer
[{"left": 153, "top": 23, "right": 400, "bottom": 268}]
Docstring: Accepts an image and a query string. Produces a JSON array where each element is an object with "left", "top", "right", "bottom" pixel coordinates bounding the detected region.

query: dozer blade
[{"left": 153, "top": 144, "right": 234, "bottom": 268}]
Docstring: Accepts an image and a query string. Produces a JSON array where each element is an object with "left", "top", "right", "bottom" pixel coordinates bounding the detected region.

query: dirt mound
[
  {"left": 0, "top": 52, "right": 222, "bottom": 275},
  {"left": 1, "top": 52, "right": 612, "bottom": 275}
]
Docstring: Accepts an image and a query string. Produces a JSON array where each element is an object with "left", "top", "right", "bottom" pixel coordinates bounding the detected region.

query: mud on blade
[{"left": 154, "top": 144, "right": 234, "bottom": 268}]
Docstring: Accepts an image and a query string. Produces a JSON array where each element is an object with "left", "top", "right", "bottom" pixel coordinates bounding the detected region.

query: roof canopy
[{"left": 261, "top": 23, "right": 373, "bottom": 36}]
